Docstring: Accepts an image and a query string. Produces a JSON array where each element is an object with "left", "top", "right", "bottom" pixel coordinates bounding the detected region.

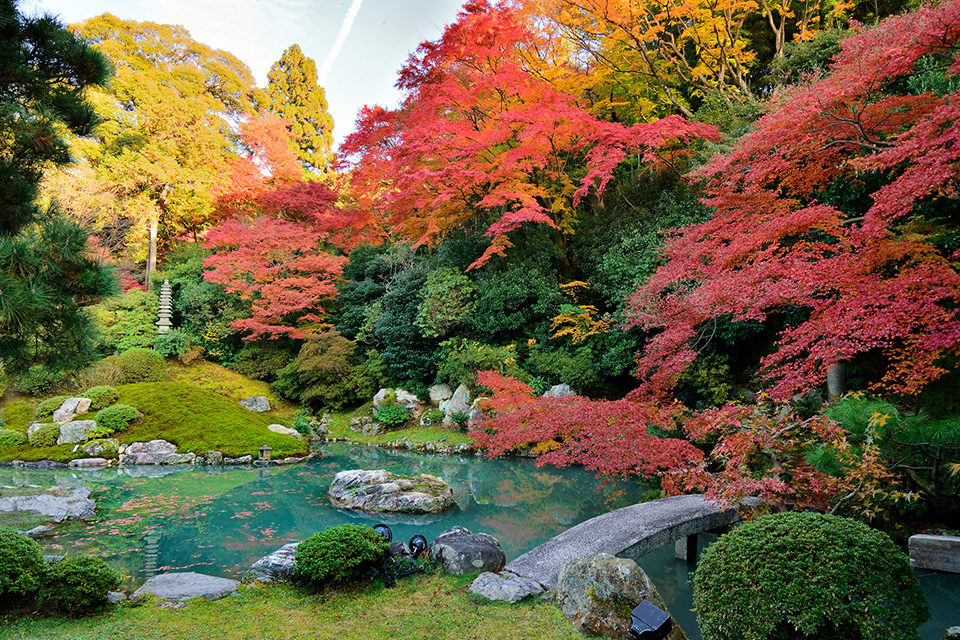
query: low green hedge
[
  {"left": 693, "top": 511, "right": 929, "bottom": 640},
  {"left": 28, "top": 423, "right": 60, "bottom": 447},
  {"left": 93, "top": 404, "right": 139, "bottom": 435},
  {"left": 84, "top": 386, "right": 120, "bottom": 410},
  {"left": 293, "top": 524, "right": 390, "bottom": 590},
  {"left": 0, "top": 528, "right": 47, "bottom": 605},
  {"left": 46, "top": 556, "right": 121, "bottom": 615},
  {"left": 0, "top": 429, "right": 27, "bottom": 447}
]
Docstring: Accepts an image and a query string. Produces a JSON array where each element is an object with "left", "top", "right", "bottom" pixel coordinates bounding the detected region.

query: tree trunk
[{"left": 146, "top": 211, "right": 158, "bottom": 284}]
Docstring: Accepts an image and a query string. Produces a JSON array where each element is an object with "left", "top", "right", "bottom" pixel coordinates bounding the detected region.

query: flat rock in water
[
  {"left": 57, "top": 420, "right": 97, "bottom": 445},
  {"left": 240, "top": 396, "right": 271, "bottom": 413},
  {"left": 244, "top": 543, "right": 299, "bottom": 583},
  {"left": 267, "top": 424, "right": 302, "bottom": 439},
  {"left": 429, "top": 526, "right": 506, "bottom": 576},
  {"left": 133, "top": 572, "right": 239, "bottom": 602},
  {"left": 470, "top": 571, "right": 544, "bottom": 603},
  {"left": 328, "top": 469, "right": 456, "bottom": 514},
  {"left": 0, "top": 486, "right": 95, "bottom": 522},
  {"left": 53, "top": 398, "right": 92, "bottom": 425}
]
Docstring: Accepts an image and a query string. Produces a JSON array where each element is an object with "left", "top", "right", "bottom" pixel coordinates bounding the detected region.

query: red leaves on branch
[
  {"left": 630, "top": 0, "right": 960, "bottom": 400},
  {"left": 340, "top": 0, "right": 718, "bottom": 268},
  {"left": 203, "top": 216, "right": 346, "bottom": 340}
]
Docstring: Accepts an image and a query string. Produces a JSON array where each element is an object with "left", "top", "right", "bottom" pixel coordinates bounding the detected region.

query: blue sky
[{"left": 22, "top": 0, "right": 467, "bottom": 148}]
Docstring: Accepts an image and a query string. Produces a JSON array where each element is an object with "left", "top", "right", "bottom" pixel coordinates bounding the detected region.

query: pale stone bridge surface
[{"left": 506, "top": 494, "right": 741, "bottom": 589}]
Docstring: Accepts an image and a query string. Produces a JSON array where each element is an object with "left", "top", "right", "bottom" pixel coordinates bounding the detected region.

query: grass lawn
[
  {"left": 167, "top": 361, "right": 297, "bottom": 419},
  {"left": 323, "top": 403, "right": 476, "bottom": 449},
  {"left": 0, "top": 573, "right": 591, "bottom": 640}
]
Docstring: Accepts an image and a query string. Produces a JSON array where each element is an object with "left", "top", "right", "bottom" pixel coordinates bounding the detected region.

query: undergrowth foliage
[{"left": 292, "top": 525, "right": 390, "bottom": 590}]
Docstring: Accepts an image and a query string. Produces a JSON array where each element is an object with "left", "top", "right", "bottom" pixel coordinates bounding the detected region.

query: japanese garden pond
[{"left": 1, "top": 442, "right": 957, "bottom": 639}]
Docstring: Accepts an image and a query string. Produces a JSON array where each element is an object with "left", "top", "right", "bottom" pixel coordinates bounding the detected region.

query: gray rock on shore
[
  {"left": 470, "top": 570, "right": 544, "bottom": 603},
  {"left": 120, "top": 440, "right": 195, "bottom": 466},
  {"left": 53, "top": 398, "right": 93, "bottom": 425},
  {"left": 133, "top": 572, "right": 239, "bottom": 602},
  {"left": 240, "top": 396, "right": 271, "bottom": 413},
  {"left": 244, "top": 543, "right": 299, "bottom": 583},
  {"left": 57, "top": 420, "right": 97, "bottom": 445},
  {"left": 429, "top": 526, "right": 506, "bottom": 576}
]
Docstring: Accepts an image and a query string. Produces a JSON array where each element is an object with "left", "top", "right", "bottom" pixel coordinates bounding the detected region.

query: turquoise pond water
[{"left": 1, "top": 442, "right": 957, "bottom": 639}]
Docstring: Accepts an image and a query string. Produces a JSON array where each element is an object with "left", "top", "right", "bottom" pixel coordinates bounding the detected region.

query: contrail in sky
[{"left": 318, "top": 0, "right": 364, "bottom": 84}]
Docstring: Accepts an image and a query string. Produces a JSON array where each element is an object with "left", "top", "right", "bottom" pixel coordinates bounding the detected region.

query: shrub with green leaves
[
  {"left": 693, "top": 512, "right": 929, "bottom": 640},
  {"left": 436, "top": 339, "right": 528, "bottom": 388},
  {"left": 375, "top": 403, "right": 409, "bottom": 428},
  {"left": 28, "top": 423, "right": 60, "bottom": 447},
  {"left": 16, "top": 365, "right": 63, "bottom": 395},
  {"left": 0, "top": 429, "right": 27, "bottom": 447},
  {"left": 155, "top": 329, "right": 193, "bottom": 360},
  {"left": 292, "top": 524, "right": 390, "bottom": 590},
  {"left": 421, "top": 408, "right": 445, "bottom": 426},
  {"left": 414, "top": 267, "right": 475, "bottom": 338},
  {"left": 0, "top": 528, "right": 48, "bottom": 605},
  {"left": 91, "top": 288, "right": 158, "bottom": 354},
  {"left": 75, "top": 359, "right": 124, "bottom": 388},
  {"left": 45, "top": 556, "right": 121, "bottom": 615},
  {"left": 93, "top": 404, "right": 139, "bottom": 435},
  {"left": 34, "top": 395, "right": 70, "bottom": 420},
  {"left": 83, "top": 385, "right": 119, "bottom": 410},
  {"left": 114, "top": 348, "right": 166, "bottom": 383}
]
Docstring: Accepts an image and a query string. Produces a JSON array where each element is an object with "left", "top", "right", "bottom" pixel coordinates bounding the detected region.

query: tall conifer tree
[
  {"left": 266, "top": 45, "right": 335, "bottom": 174},
  {"left": 0, "top": 0, "right": 116, "bottom": 375}
]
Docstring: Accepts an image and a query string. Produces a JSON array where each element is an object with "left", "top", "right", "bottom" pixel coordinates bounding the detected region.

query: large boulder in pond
[
  {"left": 120, "top": 439, "right": 195, "bottom": 466},
  {"left": 244, "top": 543, "right": 299, "bottom": 583},
  {"left": 56, "top": 420, "right": 97, "bottom": 444},
  {"left": 328, "top": 469, "right": 455, "bottom": 514},
  {"left": 240, "top": 396, "right": 271, "bottom": 413},
  {"left": 133, "top": 572, "right": 239, "bottom": 602},
  {"left": 429, "top": 526, "right": 506, "bottom": 576},
  {"left": 555, "top": 553, "right": 688, "bottom": 640},
  {"left": 53, "top": 397, "right": 92, "bottom": 424}
]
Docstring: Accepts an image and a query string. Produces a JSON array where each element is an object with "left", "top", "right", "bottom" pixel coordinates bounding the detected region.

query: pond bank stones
[
  {"left": 328, "top": 469, "right": 455, "bottom": 514},
  {"left": 244, "top": 543, "right": 299, "bottom": 583},
  {"left": 470, "top": 570, "right": 544, "bottom": 603}
]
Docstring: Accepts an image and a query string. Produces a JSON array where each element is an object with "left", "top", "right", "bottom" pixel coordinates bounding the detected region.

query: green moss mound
[
  {"left": 94, "top": 403, "right": 139, "bottom": 435},
  {"left": 293, "top": 524, "right": 390, "bottom": 590},
  {"left": 693, "top": 511, "right": 929, "bottom": 640},
  {"left": 2, "top": 401, "right": 34, "bottom": 432},
  {"left": 116, "top": 382, "right": 308, "bottom": 458}
]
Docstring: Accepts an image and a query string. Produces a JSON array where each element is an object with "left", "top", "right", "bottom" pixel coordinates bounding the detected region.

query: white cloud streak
[{"left": 318, "top": 0, "right": 364, "bottom": 84}]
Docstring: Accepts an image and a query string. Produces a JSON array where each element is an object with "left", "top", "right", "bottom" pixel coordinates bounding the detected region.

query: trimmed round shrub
[
  {"left": 46, "top": 556, "right": 121, "bottom": 615},
  {"left": 34, "top": 395, "right": 70, "bottom": 420},
  {"left": 28, "top": 423, "right": 60, "bottom": 447},
  {"left": 375, "top": 403, "right": 409, "bottom": 428},
  {"left": 16, "top": 365, "right": 63, "bottom": 395},
  {"left": 114, "top": 348, "right": 166, "bottom": 383},
  {"left": 83, "top": 385, "right": 119, "bottom": 410},
  {"left": 0, "top": 429, "right": 27, "bottom": 447},
  {"left": 93, "top": 404, "right": 139, "bottom": 435},
  {"left": 693, "top": 512, "right": 929, "bottom": 640},
  {"left": 292, "top": 524, "right": 390, "bottom": 590},
  {"left": 0, "top": 528, "right": 48, "bottom": 605}
]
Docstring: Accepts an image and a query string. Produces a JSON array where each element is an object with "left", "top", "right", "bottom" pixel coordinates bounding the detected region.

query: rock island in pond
[{"left": 328, "top": 469, "right": 456, "bottom": 514}]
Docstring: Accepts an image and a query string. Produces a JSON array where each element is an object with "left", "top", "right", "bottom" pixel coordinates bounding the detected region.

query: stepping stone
[{"left": 133, "top": 572, "right": 239, "bottom": 602}]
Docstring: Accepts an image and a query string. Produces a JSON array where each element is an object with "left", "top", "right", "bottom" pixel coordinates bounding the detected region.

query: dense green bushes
[
  {"left": 16, "top": 365, "right": 63, "bottom": 395},
  {"left": 0, "top": 429, "right": 27, "bottom": 447},
  {"left": 91, "top": 288, "right": 158, "bottom": 354},
  {"left": 115, "top": 348, "right": 166, "bottom": 383},
  {"left": 94, "top": 404, "right": 139, "bottom": 434},
  {"left": 84, "top": 385, "right": 120, "bottom": 410},
  {"left": 46, "top": 556, "right": 121, "bottom": 615},
  {"left": 693, "top": 512, "right": 928, "bottom": 640},
  {"left": 154, "top": 329, "right": 193, "bottom": 360},
  {"left": 0, "top": 528, "right": 47, "bottom": 604},
  {"left": 28, "top": 423, "right": 59, "bottom": 447},
  {"left": 34, "top": 395, "right": 70, "bottom": 420},
  {"left": 0, "top": 529, "right": 121, "bottom": 616},
  {"left": 293, "top": 525, "right": 390, "bottom": 590},
  {"left": 375, "top": 403, "right": 409, "bottom": 427}
]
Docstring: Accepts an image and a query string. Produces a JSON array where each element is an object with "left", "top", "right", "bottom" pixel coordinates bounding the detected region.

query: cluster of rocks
[
  {"left": 25, "top": 397, "right": 99, "bottom": 446},
  {"left": 328, "top": 469, "right": 456, "bottom": 514}
]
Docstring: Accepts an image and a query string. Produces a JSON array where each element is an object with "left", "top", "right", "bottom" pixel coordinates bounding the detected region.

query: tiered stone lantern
[{"left": 157, "top": 279, "right": 173, "bottom": 334}]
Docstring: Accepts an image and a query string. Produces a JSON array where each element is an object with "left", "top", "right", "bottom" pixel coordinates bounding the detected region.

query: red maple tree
[{"left": 340, "top": 0, "right": 718, "bottom": 268}]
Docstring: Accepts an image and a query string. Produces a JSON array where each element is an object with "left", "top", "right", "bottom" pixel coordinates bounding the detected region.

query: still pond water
[{"left": 1, "top": 443, "right": 957, "bottom": 639}]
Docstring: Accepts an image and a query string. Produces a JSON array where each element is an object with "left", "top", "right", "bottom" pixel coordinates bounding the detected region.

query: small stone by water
[{"left": 328, "top": 469, "right": 456, "bottom": 514}]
